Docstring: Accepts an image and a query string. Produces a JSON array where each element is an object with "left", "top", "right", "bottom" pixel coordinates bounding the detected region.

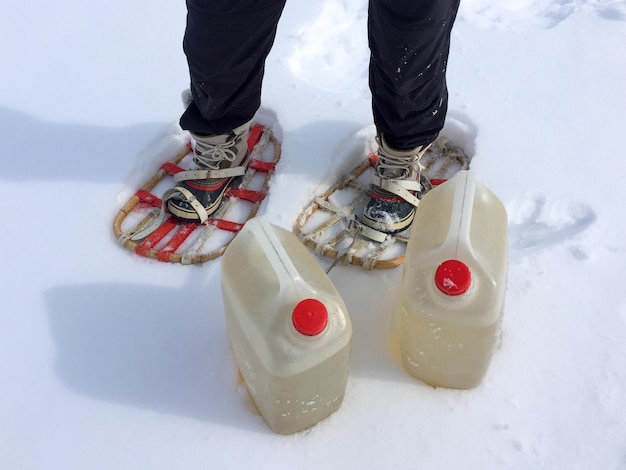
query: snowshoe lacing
[{"left": 325, "top": 217, "right": 394, "bottom": 272}]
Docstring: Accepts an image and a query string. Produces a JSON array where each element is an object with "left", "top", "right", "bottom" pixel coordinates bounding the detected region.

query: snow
[{"left": 1, "top": 0, "right": 626, "bottom": 468}]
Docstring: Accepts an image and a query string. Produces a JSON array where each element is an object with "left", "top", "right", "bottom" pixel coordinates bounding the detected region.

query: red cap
[
  {"left": 292, "top": 299, "right": 328, "bottom": 336},
  {"left": 434, "top": 260, "right": 472, "bottom": 296}
]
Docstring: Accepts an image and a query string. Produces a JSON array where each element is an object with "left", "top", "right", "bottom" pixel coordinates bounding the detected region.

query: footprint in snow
[
  {"left": 508, "top": 195, "right": 596, "bottom": 259},
  {"left": 459, "top": 0, "right": 626, "bottom": 30},
  {"left": 288, "top": 0, "right": 369, "bottom": 96}
]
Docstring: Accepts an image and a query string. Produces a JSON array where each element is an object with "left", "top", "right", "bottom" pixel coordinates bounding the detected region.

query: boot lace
[
  {"left": 193, "top": 138, "right": 239, "bottom": 170},
  {"left": 374, "top": 136, "right": 426, "bottom": 181}
]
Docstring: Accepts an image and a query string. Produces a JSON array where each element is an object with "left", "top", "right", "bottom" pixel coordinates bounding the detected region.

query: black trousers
[{"left": 180, "top": 0, "right": 460, "bottom": 149}]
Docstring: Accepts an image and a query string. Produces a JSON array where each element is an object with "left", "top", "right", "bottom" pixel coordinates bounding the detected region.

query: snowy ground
[{"left": 1, "top": 0, "right": 626, "bottom": 469}]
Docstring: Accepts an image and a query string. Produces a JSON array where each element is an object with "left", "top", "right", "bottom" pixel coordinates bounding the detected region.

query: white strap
[
  {"left": 358, "top": 224, "right": 388, "bottom": 243},
  {"left": 348, "top": 218, "right": 388, "bottom": 243},
  {"left": 173, "top": 166, "right": 246, "bottom": 183},
  {"left": 162, "top": 186, "right": 210, "bottom": 223},
  {"left": 129, "top": 186, "right": 211, "bottom": 241},
  {"left": 371, "top": 174, "right": 422, "bottom": 208}
]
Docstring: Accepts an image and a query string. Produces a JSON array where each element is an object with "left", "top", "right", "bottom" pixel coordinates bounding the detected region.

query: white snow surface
[{"left": 2, "top": 1, "right": 626, "bottom": 469}]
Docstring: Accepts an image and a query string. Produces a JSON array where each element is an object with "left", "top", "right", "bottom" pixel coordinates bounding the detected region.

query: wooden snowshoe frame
[
  {"left": 293, "top": 137, "right": 471, "bottom": 269},
  {"left": 113, "top": 124, "right": 281, "bottom": 264}
]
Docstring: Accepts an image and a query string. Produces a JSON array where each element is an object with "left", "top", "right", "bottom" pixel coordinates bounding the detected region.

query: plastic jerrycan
[
  {"left": 221, "top": 217, "right": 352, "bottom": 434},
  {"left": 396, "top": 170, "right": 508, "bottom": 390}
]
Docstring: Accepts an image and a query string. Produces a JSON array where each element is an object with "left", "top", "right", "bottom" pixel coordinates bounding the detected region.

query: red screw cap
[
  {"left": 292, "top": 299, "right": 328, "bottom": 336},
  {"left": 434, "top": 259, "right": 472, "bottom": 296}
]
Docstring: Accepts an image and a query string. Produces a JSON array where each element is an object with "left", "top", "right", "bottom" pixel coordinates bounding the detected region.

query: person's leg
[
  {"left": 368, "top": 0, "right": 460, "bottom": 149},
  {"left": 362, "top": 0, "right": 460, "bottom": 235},
  {"left": 180, "top": 0, "right": 287, "bottom": 135},
  {"left": 168, "top": 0, "right": 286, "bottom": 222}
]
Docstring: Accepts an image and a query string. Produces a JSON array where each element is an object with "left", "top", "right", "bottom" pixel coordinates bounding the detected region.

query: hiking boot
[
  {"left": 166, "top": 120, "right": 252, "bottom": 222},
  {"left": 361, "top": 136, "right": 432, "bottom": 235}
]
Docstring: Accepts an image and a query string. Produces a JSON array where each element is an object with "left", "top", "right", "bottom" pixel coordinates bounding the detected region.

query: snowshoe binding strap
[
  {"left": 370, "top": 175, "right": 423, "bottom": 208},
  {"left": 173, "top": 165, "right": 246, "bottom": 182},
  {"left": 128, "top": 186, "right": 210, "bottom": 241}
]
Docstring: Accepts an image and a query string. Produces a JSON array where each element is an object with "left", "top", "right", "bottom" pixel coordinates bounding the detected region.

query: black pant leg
[
  {"left": 368, "top": 0, "right": 460, "bottom": 149},
  {"left": 180, "top": 0, "right": 286, "bottom": 134}
]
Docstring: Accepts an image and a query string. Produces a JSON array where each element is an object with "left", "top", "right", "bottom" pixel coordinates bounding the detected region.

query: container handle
[
  {"left": 441, "top": 170, "right": 477, "bottom": 261},
  {"left": 250, "top": 217, "right": 304, "bottom": 296}
]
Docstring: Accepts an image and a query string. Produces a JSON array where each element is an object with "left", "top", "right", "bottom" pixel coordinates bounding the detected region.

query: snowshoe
[
  {"left": 293, "top": 135, "right": 471, "bottom": 269},
  {"left": 113, "top": 123, "right": 280, "bottom": 264}
]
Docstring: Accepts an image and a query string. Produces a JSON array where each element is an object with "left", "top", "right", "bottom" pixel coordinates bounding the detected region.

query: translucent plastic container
[
  {"left": 221, "top": 217, "right": 352, "bottom": 434},
  {"left": 396, "top": 170, "right": 508, "bottom": 389}
]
